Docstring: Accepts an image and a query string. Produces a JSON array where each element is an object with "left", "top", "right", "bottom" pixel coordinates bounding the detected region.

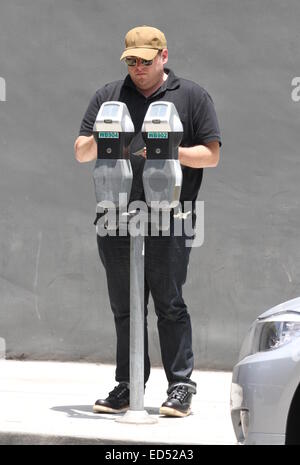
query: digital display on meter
[
  {"left": 150, "top": 104, "right": 168, "bottom": 118},
  {"left": 101, "top": 104, "right": 120, "bottom": 118}
]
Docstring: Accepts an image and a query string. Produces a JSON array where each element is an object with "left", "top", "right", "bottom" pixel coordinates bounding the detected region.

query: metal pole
[
  {"left": 116, "top": 229, "right": 157, "bottom": 424},
  {"left": 129, "top": 233, "right": 145, "bottom": 411}
]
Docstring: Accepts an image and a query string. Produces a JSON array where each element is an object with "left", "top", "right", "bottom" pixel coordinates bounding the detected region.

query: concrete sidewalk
[{"left": 0, "top": 360, "right": 236, "bottom": 445}]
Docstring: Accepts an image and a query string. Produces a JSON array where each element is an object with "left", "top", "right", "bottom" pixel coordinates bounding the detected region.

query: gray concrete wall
[{"left": 0, "top": 0, "right": 300, "bottom": 370}]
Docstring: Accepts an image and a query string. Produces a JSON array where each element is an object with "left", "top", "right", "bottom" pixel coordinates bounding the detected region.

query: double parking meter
[
  {"left": 92, "top": 101, "right": 184, "bottom": 424},
  {"left": 93, "top": 102, "right": 134, "bottom": 221},
  {"left": 142, "top": 101, "right": 183, "bottom": 214}
]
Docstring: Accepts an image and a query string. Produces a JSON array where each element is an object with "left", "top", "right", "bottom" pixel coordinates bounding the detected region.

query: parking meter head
[
  {"left": 93, "top": 102, "right": 134, "bottom": 207},
  {"left": 141, "top": 102, "right": 183, "bottom": 160},
  {"left": 141, "top": 101, "right": 183, "bottom": 211},
  {"left": 93, "top": 102, "right": 135, "bottom": 159}
]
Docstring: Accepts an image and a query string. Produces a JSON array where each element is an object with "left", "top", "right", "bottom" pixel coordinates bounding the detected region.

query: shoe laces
[
  {"left": 169, "top": 385, "right": 188, "bottom": 403},
  {"left": 109, "top": 383, "right": 129, "bottom": 399}
]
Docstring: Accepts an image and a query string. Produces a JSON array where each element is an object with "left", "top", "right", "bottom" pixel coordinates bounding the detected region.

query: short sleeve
[
  {"left": 78, "top": 91, "right": 102, "bottom": 136},
  {"left": 192, "top": 89, "right": 222, "bottom": 147}
]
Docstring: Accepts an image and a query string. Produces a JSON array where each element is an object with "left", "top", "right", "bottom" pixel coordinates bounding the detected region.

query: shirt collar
[{"left": 123, "top": 68, "right": 180, "bottom": 96}]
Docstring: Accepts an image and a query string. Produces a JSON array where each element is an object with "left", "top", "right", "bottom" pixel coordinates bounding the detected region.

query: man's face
[{"left": 126, "top": 49, "right": 168, "bottom": 91}]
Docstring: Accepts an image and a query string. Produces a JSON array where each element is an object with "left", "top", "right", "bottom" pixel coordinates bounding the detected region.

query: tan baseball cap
[{"left": 120, "top": 26, "right": 167, "bottom": 61}]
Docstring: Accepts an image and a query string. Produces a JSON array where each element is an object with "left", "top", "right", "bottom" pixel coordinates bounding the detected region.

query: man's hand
[
  {"left": 133, "top": 147, "right": 147, "bottom": 158},
  {"left": 74, "top": 135, "right": 97, "bottom": 163},
  {"left": 178, "top": 141, "right": 219, "bottom": 168}
]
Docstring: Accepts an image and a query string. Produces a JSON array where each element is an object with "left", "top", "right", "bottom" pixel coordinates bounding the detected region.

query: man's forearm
[
  {"left": 178, "top": 141, "right": 220, "bottom": 168},
  {"left": 74, "top": 135, "right": 97, "bottom": 163}
]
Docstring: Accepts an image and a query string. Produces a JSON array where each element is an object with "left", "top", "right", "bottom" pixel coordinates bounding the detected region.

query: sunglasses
[{"left": 125, "top": 57, "right": 154, "bottom": 67}]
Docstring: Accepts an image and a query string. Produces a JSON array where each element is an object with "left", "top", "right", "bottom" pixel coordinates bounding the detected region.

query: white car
[{"left": 230, "top": 296, "right": 300, "bottom": 445}]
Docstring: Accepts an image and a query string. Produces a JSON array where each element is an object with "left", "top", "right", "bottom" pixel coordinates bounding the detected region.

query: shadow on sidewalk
[{"left": 51, "top": 405, "right": 160, "bottom": 420}]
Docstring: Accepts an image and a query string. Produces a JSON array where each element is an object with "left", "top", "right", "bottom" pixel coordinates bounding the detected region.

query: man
[{"left": 74, "top": 25, "right": 221, "bottom": 417}]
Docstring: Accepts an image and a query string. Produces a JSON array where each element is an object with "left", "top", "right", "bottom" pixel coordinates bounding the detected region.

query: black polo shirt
[{"left": 79, "top": 68, "right": 221, "bottom": 205}]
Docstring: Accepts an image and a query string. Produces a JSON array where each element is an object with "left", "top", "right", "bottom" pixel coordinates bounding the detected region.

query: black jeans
[{"left": 97, "top": 225, "right": 195, "bottom": 387}]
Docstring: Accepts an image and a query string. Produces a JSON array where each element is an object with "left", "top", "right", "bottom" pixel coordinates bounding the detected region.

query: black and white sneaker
[
  {"left": 93, "top": 382, "right": 130, "bottom": 413},
  {"left": 159, "top": 382, "right": 197, "bottom": 417}
]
